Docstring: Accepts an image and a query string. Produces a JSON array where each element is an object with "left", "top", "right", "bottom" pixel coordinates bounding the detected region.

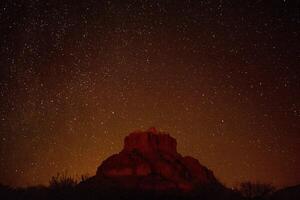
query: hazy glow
[{"left": 0, "top": 0, "right": 299, "bottom": 188}]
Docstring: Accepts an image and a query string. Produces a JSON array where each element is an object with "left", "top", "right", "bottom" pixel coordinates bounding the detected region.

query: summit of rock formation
[
  {"left": 123, "top": 127, "right": 177, "bottom": 154},
  {"left": 81, "top": 128, "right": 222, "bottom": 192}
]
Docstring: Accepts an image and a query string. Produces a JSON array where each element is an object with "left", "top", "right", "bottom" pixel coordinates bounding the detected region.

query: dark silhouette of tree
[{"left": 237, "top": 181, "right": 275, "bottom": 199}]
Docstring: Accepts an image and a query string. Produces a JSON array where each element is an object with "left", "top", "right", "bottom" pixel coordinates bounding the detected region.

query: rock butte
[{"left": 81, "top": 128, "right": 221, "bottom": 191}]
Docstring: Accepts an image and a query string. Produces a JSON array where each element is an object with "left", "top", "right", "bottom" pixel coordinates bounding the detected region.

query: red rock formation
[
  {"left": 123, "top": 128, "right": 177, "bottom": 154},
  {"left": 88, "top": 128, "right": 221, "bottom": 191}
]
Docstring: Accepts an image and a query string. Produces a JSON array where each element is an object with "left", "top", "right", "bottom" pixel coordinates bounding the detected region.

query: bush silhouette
[
  {"left": 49, "top": 172, "right": 77, "bottom": 190},
  {"left": 237, "top": 181, "right": 275, "bottom": 199}
]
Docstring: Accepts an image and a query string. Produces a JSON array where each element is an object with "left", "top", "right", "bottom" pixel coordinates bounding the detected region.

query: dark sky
[{"left": 0, "top": 0, "right": 299, "bottom": 188}]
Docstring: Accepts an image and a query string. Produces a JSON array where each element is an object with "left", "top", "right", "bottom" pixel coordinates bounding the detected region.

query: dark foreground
[{"left": 1, "top": 184, "right": 300, "bottom": 200}]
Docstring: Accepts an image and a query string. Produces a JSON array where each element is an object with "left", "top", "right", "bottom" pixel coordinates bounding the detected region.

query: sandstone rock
[
  {"left": 123, "top": 128, "right": 177, "bottom": 154},
  {"left": 86, "top": 128, "right": 221, "bottom": 192},
  {"left": 183, "top": 156, "right": 218, "bottom": 184}
]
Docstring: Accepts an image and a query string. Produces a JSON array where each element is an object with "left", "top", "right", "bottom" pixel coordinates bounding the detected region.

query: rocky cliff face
[
  {"left": 83, "top": 128, "right": 221, "bottom": 191},
  {"left": 123, "top": 127, "right": 177, "bottom": 154}
]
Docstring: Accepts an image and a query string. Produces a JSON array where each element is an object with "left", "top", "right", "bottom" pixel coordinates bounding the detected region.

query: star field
[{"left": 0, "top": 0, "right": 299, "bottom": 188}]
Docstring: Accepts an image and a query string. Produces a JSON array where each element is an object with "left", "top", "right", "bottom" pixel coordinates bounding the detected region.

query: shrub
[
  {"left": 49, "top": 172, "right": 77, "bottom": 190},
  {"left": 237, "top": 181, "right": 275, "bottom": 199}
]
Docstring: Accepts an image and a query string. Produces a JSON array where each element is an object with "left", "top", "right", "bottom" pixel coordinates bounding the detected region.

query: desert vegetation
[
  {"left": 236, "top": 181, "right": 275, "bottom": 199},
  {"left": 1, "top": 173, "right": 298, "bottom": 200}
]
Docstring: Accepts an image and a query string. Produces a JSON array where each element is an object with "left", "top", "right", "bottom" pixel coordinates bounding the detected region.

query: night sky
[{"left": 0, "top": 0, "right": 299, "bottom": 188}]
